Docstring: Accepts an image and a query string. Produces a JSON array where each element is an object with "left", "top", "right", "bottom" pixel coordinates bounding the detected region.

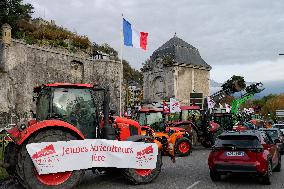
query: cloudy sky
[{"left": 24, "top": 0, "right": 284, "bottom": 83}]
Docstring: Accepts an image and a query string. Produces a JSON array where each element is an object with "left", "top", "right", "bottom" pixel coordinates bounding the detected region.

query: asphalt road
[
  {"left": 78, "top": 146, "right": 284, "bottom": 189},
  {"left": 1, "top": 146, "right": 284, "bottom": 189}
]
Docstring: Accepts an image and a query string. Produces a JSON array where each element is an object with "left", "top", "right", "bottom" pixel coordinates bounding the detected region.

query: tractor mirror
[{"left": 30, "top": 110, "right": 36, "bottom": 119}]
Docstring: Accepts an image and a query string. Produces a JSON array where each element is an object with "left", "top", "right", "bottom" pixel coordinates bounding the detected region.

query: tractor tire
[
  {"left": 201, "top": 140, "right": 213, "bottom": 148},
  {"left": 174, "top": 137, "right": 192, "bottom": 157},
  {"left": 16, "top": 129, "right": 84, "bottom": 189},
  {"left": 4, "top": 142, "right": 19, "bottom": 175},
  {"left": 122, "top": 148, "right": 162, "bottom": 185},
  {"left": 191, "top": 129, "right": 198, "bottom": 146}
]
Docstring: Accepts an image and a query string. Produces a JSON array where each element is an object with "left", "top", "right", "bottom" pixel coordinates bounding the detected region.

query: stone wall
[
  {"left": 193, "top": 68, "right": 210, "bottom": 97},
  {"left": 143, "top": 63, "right": 210, "bottom": 105},
  {"left": 0, "top": 39, "right": 122, "bottom": 127},
  {"left": 175, "top": 66, "right": 193, "bottom": 104}
]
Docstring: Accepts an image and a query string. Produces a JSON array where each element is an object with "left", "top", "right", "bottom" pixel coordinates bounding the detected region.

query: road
[
  {"left": 1, "top": 146, "right": 283, "bottom": 189},
  {"left": 78, "top": 146, "right": 284, "bottom": 189}
]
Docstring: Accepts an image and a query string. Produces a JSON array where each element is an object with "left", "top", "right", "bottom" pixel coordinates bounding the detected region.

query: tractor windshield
[
  {"left": 138, "top": 112, "right": 163, "bottom": 126},
  {"left": 181, "top": 110, "right": 201, "bottom": 122},
  {"left": 51, "top": 88, "right": 97, "bottom": 138}
]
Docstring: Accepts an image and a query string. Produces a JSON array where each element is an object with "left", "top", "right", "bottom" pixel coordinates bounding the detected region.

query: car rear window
[
  {"left": 263, "top": 130, "right": 279, "bottom": 140},
  {"left": 274, "top": 124, "right": 284, "bottom": 129},
  {"left": 215, "top": 135, "right": 261, "bottom": 148}
]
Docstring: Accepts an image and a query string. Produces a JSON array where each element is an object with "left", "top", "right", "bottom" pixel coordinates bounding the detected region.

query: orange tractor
[
  {"left": 2, "top": 83, "right": 163, "bottom": 189},
  {"left": 137, "top": 108, "right": 192, "bottom": 157}
]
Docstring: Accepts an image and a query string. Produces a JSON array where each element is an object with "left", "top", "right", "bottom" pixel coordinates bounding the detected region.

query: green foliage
[
  {"left": 71, "top": 35, "right": 90, "bottom": 49},
  {"left": 15, "top": 19, "right": 91, "bottom": 50},
  {"left": 0, "top": 0, "right": 34, "bottom": 34},
  {"left": 122, "top": 60, "right": 143, "bottom": 85},
  {"left": 241, "top": 94, "right": 284, "bottom": 120},
  {"left": 24, "top": 34, "right": 36, "bottom": 44},
  {"left": 222, "top": 75, "right": 246, "bottom": 93}
]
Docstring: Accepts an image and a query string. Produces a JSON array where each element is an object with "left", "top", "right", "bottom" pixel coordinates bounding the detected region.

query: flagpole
[{"left": 119, "top": 13, "right": 123, "bottom": 117}]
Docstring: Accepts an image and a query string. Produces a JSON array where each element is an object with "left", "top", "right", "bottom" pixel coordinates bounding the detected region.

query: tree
[
  {"left": 0, "top": 0, "right": 34, "bottom": 33},
  {"left": 261, "top": 94, "right": 284, "bottom": 120},
  {"left": 123, "top": 60, "right": 142, "bottom": 85},
  {"left": 221, "top": 75, "right": 246, "bottom": 93}
]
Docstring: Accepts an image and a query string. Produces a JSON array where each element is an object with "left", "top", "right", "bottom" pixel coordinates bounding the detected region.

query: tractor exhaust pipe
[{"left": 102, "top": 87, "right": 116, "bottom": 140}]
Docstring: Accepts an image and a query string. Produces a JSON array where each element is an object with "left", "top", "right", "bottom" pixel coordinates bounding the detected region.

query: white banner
[
  {"left": 170, "top": 98, "right": 181, "bottom": 113},
  {"left": 26, "top": 139, "right": 158, "bottom": 175},
  {"left": 207, "top": 97, "right": 216, "bottom": 109},
  {"left": 225, "top": 103, "right": 231, "bottom": 113}
]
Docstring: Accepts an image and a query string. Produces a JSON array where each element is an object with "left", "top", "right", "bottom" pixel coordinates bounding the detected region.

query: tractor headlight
[
  {"left": 19, "top": 123, "right": 26, "bottom": 131},
  {"left": 184, "top": 132, "right": 189, "bottom": 138}
]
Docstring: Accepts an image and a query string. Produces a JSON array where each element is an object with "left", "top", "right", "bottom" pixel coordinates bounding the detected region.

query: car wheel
[
  {"left": 262, "top": 161, "right": 272, "bottom": 185},
  {"left": 274, "top": 155, "right": 281, "bottom": 172},
  {"left": 209, "top": 169, "right": 221, "bottom": 182}
]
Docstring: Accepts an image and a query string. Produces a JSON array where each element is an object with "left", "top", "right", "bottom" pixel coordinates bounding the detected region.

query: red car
[{"left": 208, "top": 131, "right": 281, "bottom": 185}]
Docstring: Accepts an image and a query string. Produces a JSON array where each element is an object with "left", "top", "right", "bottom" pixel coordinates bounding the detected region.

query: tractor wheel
[
  {"left": 122, "top": 147, "right": 162, "bottom": 185},
  {"left": 191, "top": 129, "right": 198, "bottom": 146},
  {"left": 16, "top": 129, "right": 84, "bottom": 189},
  {"left": 174, "top": 138, "right": 192, "bottom": 157},
  {"left": 201, "top": 140, "right": 213, "bottom": 148},
  {"left": 4, "top": 142, "right": 19, "bottom": 175}
]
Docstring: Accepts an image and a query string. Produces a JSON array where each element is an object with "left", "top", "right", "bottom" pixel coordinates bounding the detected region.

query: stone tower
[
  {"left": 2, "top": 24, "right": 12, "bottom": 45},
  {"left": 0, "top": 24, "right": 12, "bottom": 72},
  {"left": 142, "top": 35, "right": 211, "bottom": 105}
]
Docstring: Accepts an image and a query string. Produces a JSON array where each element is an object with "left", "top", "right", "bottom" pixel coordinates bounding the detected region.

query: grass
[{"left": 0, "top": 141, "right": 9, "bottom": 181}]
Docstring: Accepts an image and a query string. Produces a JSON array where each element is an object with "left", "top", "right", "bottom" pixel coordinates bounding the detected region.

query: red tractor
[
  {"left": 168, "top": 105, "right": 221, "bottom": 148},
  {"left": 137, "top": 108, "right": 192, "bottom": 157},
  {"left": 2, "top": 83, "right": 162, "bottom": 189}
]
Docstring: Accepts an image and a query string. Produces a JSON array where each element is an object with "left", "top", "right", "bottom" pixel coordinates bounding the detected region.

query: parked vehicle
[
  {"left": 208, "top": 130, "right": 281, "bottom": 185},
  {"left": 2, "top": 83, "right": 163, "bottom": 189},
  {"left": 232, "top": 121, "right": 256, "bottom": 131},
  {"left": 273, "top": 123, "right": 284, "bottom": 135},
  {"left": 259, "top": 128, "right": 284, "bottom": 155},
  {"left": 138, "top": 108, "right": 192, "bottom": 157}
]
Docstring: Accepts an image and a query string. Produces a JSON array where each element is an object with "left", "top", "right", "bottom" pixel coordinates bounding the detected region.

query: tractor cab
[
  {"left": 33, "top": 83, "right": 104, "bottom": 139},
  {"left": 138, "top": 108, "right": 165, "bottom": 132}
]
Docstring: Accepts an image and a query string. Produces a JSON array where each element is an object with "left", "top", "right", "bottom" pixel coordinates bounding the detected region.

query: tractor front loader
[{"left": 2, "top": 83, "right": 162, "bottom": 189}]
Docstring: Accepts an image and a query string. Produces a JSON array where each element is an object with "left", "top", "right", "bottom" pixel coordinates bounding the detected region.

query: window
[
  {"left": 52, "top": 88, "right": 97, "bottom": 138},
  {"left": 262, "top": 133, "right": 273, "bottom": 144},
  {"left": 215, "top": 135, "right": 261, "bottom": 148},
  {"left": 36, "top": 89, "right": 50, "bottom": 121}
]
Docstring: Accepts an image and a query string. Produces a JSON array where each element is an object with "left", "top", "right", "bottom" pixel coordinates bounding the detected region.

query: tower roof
[{"left": 151, "top": 35, "right": 211, "bottom": 69}]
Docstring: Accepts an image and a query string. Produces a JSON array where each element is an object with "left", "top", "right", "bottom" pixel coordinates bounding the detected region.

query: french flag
[{"left": 123, "top": 18, "right": 148, "bottom": 50}]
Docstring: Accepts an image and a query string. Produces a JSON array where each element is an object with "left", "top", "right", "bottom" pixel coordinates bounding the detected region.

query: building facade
[
  {"left": 0, "top": 24, "right": 122, "bottom": 127},
  {"left": 142, "top": 35, "right": 211, "bottom": 105}
]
